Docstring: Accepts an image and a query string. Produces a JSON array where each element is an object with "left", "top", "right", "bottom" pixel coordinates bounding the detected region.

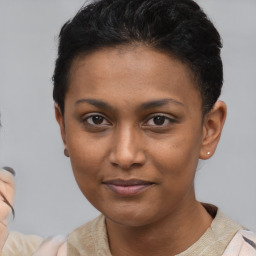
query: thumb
[
  {"left": 0, "top": 167, "right": 15, "bottom": 250},
  {"left": 57, "top": 241, "right": 67, "bottom": 256},
  {"left": 33, "top": 236, "right": 67, "bottom": 256},
  {"left": 0, "top": 167, "right": 15, "bottom": 226}
]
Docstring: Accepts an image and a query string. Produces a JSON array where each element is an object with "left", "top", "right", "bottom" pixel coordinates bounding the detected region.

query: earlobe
[
  {"left": 199, "top": 101, "right": 227, "bottom": 160},
  {"left": 54, "top": 104, "right": 67, "bottom": 148}
]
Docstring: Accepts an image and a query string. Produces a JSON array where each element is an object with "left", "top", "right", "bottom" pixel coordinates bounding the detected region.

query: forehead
[{"left": 67, "top": 45, "right": 201, "bottom": 109}]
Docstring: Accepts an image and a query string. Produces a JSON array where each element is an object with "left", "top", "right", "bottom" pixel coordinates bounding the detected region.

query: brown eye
[
  {"left": 145, "top": 114, "right": 176, "bottom": 127},
  {"left": 91, "top": 115, "right": 104, "bottom": 125},
  {"left": 85, "top": 114, "right": 110, "bottom": 126},
  {"left": 153, "top": 116, "right": 166, "bottom": 125}
]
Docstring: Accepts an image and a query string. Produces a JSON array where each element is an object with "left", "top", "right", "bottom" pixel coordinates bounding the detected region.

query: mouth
[{"left": 102, "top": 179, "right": 155, "bottom": 197}]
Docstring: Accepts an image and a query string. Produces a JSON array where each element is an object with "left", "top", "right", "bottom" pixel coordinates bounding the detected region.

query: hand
[
  {"left": 0, "top": 167, "right": 15, "bottom": 250},
  {"left": 33, "top": 236, "right": 67, "bottom": 256}
]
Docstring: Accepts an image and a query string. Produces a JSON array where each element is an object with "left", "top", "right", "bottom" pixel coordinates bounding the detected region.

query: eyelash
[
  {"left": 83, "top": 113, "right": 111, "bottom": 127},
  {"left": 82, "top": 113, "right": 176, "bottom": 128},
  {"left": 143, "top": 114, "right": 176, "bottom": 127}
]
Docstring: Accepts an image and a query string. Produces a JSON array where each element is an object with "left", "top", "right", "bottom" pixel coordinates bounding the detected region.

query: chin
[
  {"left": 101, "top": 203, "right": 160, "bottom": 228},
  {"left": 107, "top": 213, "right": 154, "bottom": 227}
]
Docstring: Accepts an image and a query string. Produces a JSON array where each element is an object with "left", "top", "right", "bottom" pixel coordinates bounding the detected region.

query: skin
[
  {"left": 33, "top": 237, "right": 67, "bottom": 256},
  {"left": 0, "top": 169, "right": 15, "bottom": 250},
  {"left": 0, "top": 168, "right": 67, "bottom": 255},
  {"left": 56, "top": 45, "right": 227, "bottom": 256}
]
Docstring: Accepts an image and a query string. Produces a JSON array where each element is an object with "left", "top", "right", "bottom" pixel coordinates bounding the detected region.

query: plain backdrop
[{"left": 0, "top": 0, "right": 255, "bottom": 237}]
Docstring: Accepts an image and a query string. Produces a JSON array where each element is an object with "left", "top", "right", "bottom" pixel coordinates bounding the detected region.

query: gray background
[{"left": 0, "top": 0, "right": 255, "bottom": 237}]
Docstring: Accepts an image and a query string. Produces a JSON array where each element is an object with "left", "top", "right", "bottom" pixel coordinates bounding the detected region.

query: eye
[
  {"left": 145, "top": 114, "right": 175, "bottom": 126},
  {"left": 84, "top": 114, "right": 111, "bottom": 126}
]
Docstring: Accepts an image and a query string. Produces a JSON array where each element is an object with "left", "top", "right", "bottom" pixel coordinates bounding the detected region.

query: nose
[{"left": 109, "top": 125, "right": 146, "bottom": 170}]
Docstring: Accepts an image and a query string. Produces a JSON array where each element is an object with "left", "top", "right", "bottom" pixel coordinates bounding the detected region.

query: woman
[
  {"left": 1, "top": 0, "right": 255, "bottom": 255},
  {"left": 52, "top": 0, "right": 255, "bottom": 255}
]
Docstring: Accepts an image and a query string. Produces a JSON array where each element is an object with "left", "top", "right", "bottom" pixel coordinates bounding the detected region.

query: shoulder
[
  {"left": 223, "top": 230, "right": 256, "bottom": 256},
  {"left": 68, "top": 214, "right": 111, "bottom": 255},
  {"left": 208, "top": 204, "right": 256, "bottom": 255},
  {"left": 2, "top": 231, "right": 43, "bottom": 255},
  {"left": 177, "top": 204, "right": 245, "bottom": 256}
]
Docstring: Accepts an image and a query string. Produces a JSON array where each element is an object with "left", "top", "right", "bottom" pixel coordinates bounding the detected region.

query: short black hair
[{"left": 53, "top": 0, "right": 223, "bottom": 115}]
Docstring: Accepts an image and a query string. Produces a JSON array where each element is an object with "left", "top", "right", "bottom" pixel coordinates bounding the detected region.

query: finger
[
  {"left": 0, "top": 168, "right": 15, "bottom": 226},
  {"left": 33, "top": 236, "right": 67, "bottom": 256},
  {"left": 0, "top": 168, "right": 15, "bottom": 207},
  {"left": 0, "top": 182, "right": 15, "bottom": 207},
  {"left": 0, "top": 168, "right": 15, "bottom": 251},
  {"left": 0, "top": 193, "right": 14, "bottom": 226},
  {"left": 57, "top": 241, "right": 67, "bottom": 256},
  {"left": 2, "top": 167, "right": 15, "bottom": 176},
  {"left": 0, "top": 168, "right": 15, "bottom": 187}
]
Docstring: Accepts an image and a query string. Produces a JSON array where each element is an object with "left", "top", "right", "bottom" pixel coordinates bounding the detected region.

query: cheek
[
  {"left": 147, "top": 139, "right": 199, "bottom": 209},
  {"left": 147, "top": 130, "right": 202, "bottom": 199},
  {"left": 68, "top": 129, "right": 108, "bottom": 165},
  {"left": 149, "top": 134, "right": 201, "bottom": 175},
  {"left": 67, "top": 134, "right": 108, "bottom": 191}
]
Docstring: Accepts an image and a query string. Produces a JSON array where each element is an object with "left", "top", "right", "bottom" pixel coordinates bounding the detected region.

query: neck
[{"left": 106, "top": 200, "right": 212, "bottom": 256}]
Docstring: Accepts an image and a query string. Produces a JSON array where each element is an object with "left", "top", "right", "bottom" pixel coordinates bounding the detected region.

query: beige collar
[{"left": 68, "top": 208, "right": 242, "bottom": 256}]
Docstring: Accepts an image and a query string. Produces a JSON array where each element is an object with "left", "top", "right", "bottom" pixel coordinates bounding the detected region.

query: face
[{"left": 57, "top": 45, "right": 212, "bottom": 227}]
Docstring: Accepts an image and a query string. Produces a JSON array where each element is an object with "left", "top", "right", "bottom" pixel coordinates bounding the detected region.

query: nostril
[
  {"left": 110, "top": 158, "right": 144, "bottom": 170},
  {"left": 111, "top": 162, "right": 119, "bottom": 167}
]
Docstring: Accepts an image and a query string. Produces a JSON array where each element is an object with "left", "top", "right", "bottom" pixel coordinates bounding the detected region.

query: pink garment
[{"left": 223, "top": 230, "right": 256, "bottom": 256}]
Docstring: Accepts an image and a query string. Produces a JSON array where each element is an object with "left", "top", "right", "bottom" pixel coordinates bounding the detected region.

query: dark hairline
[{"left": 59, "top": 43, "right": 204, "bottom": 116}]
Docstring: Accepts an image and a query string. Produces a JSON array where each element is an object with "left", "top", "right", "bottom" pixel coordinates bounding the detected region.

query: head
[
  {"left": 53, "top": 0, "right": 226, "bottom": 226},
  {"left": 53, "top": 0, "right": 223, "bottom": 116}
]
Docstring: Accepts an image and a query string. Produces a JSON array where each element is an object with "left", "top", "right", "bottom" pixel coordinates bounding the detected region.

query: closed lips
[
  {"left": 103, "top": 179, "right": 154, "bottom": 186},
  {"left": 103, "top": 179, "right": 155, "bottom": 196}
]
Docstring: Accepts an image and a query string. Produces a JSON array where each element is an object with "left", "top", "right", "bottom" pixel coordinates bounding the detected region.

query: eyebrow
[
  {"left": 75, "top": 98, "right": 115, "bottom": 111},
  {"left": 141, "top": 98, "right": 184, "bottom": 109},
  {"left": 75, "top": 98, "right": 184, "bottom": 111}
]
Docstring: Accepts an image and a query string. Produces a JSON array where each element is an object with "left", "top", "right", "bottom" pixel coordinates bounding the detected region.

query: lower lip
[{"left": 105, "top": 184, "right": 153, "bottom": 197}]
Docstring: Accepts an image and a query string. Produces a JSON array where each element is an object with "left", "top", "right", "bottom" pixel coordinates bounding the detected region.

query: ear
[
  {"left": 199, "top": 101, "right": 227, "bottom": 160},
  {"left": 55, "top": 104, "right": 68, "bottom": 153}
]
